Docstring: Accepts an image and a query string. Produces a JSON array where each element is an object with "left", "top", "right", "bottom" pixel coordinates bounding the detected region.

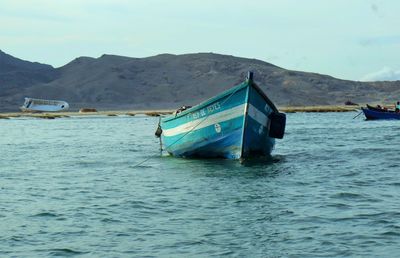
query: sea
[{"left": 1, "top": 112, "right": 400, "bottom": 257}]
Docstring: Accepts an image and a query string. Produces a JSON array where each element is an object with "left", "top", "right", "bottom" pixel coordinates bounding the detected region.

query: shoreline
[
  {"left": 0, "top": 109, "right": 174, "bottom": 119},
  {"left": 0, "top": 105, "right": 360, "bottom": 119},
  {"left": 279, "top": 105, "right": 360, "bottom": 113}
]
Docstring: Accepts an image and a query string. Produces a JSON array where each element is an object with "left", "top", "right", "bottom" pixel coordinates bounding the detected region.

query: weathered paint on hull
[
  {"left": 160, "top": 78, "right": 279, "bottom": 160},
  {"left": 168, "top": 127, "right": 244, "bottom": 159}
]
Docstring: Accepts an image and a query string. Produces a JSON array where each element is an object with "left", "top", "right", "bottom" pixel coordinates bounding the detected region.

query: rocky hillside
[
  {"left": 1, "top": 51, "right": 399, "bottom": 111},
  {"left": 0, "top": 50, "right": 58, "bottom": 107}
]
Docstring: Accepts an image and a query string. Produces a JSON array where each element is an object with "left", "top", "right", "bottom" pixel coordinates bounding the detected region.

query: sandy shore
[
  {"left": 0, "top": 109, "right": 175, "bottom": 119},
  {"left": 0, "top": 105, "right": 360, "bottom": 119},
  {"left": 279, "top": 105, "right": 360, "bottom": 113}
]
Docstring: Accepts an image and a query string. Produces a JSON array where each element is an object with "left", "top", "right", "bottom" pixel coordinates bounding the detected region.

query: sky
[{"left": 0, "top": 0, "right": 399, "bottom": 81}]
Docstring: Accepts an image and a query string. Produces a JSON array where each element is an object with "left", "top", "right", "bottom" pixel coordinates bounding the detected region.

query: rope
[
  {"left": 130, "top": 83, "right": 244, "bottom": 168},
  {"left": 352, "top": 110, "right": 363, "bottom": 119}
]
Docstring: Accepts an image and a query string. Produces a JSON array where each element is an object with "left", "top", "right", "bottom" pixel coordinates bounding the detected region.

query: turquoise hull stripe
[
  {"left": 168, "top": 128, "right": 243, "bottom": 159},
  {"left": 161, "top": 85, "right": 248, "bottom": 130},
  {"left": 163, "top": 115, "right": 244, "bottom": 155},
  {"left": 162, "top": 82, "right": 248, "bottom": 123}
]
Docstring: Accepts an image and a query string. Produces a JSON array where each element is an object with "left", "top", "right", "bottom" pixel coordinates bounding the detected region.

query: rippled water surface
[{"left": 1, "top": 113, "right": 400, "bottom": 257}]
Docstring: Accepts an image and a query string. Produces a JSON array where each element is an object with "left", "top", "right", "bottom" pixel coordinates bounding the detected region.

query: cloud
[{"left": 360, "top": 67, "right": 400, "bottom": 81}]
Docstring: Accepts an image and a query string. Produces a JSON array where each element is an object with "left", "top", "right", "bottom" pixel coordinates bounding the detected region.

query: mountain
[
  {"left": 0, "top": 50, "right": 59, "bottom": 109},
  {"left": 0, "top": 50, "right": 59, "bottom": 89},
  {"left": 1, "top": 51, "right": 399, "bottom": 111}
]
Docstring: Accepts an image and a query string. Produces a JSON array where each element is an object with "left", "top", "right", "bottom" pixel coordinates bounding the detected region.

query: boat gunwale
[
  {"left": 161, "top": 79, "right": 280, "bottom": 123},
  {"left": 365, "top": 104, "right": 396, "bottom": 113},
  {"left": 250, "top": 81, "right": 279, "bottom": 113},
  {"left": 161, "top": 81, "right": 248, "bottom": 123}
]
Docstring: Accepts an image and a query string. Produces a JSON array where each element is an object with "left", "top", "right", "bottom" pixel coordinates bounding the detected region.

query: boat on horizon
[
  {"left": 361, "top": 104, "right": 400, "bottom": 120},
  {"left": 155, "top": 72, "right": 286, "bottom": 160},
  {"left": 20, "top": 97, "right": 69, "bottom": 112}
]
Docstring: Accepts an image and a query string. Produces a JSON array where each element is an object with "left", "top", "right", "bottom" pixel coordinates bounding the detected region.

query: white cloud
[{"left": 360, "top": 67, "right": 400, "bottom": 81}]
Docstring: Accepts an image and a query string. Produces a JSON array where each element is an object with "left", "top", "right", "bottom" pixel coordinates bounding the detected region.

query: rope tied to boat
[{"left": 155, "top": 117, "right": 162, "bottom": 138}]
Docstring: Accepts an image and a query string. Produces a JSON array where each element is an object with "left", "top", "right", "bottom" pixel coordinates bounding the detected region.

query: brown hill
[
  {"left": 0, "top": 50, "right": 59, "bottom": 109},
  {"left": 1, "top": 51, "right": 399, "bottom": 111}
]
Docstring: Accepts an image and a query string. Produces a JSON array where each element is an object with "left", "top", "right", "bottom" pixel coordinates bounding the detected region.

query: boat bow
[{"left": 158, "top": 72, "right": 285, "bottom": 159}]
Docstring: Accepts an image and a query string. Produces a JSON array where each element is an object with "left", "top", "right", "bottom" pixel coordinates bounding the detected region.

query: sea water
[{"left": 1, "top": 112, "right": 400, "bottom": 257}]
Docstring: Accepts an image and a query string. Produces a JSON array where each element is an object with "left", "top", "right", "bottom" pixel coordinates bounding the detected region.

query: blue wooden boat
[
  {"left": 155, "top": 72, "right": 286, "bottom": 160},
  {"left": 362, "top": 105, "right": 400, "bottom": 120}
]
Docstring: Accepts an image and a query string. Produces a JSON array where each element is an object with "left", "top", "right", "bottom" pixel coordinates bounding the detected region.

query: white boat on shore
[{"left": 20, "top": 97, "right": 69, "bottom": 112}]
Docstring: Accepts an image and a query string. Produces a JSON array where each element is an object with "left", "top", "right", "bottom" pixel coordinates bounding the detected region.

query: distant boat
[
  {"left": 155, "top": 72, "right": 286, "bottom": 160},
  {"left": 361, "top": 104, "right": 400, "bottom": 120},
  {"left": 344, "top": 100, "right": 358, "bottom": 106},
  {"left": 20, "top": 97, "right": 69, "bottom": 112}
]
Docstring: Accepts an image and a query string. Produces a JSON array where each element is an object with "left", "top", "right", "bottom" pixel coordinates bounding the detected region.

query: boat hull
[
  {"left": 362, "top": 107, "right": 400, "bottom": 120},
  {"left": 242, "top": 84, "right": 276, "bottom": 157},
  {"left": 160, "top": 78, "right": 283, "bottom": 160},
  {"left": 20, "top": 98, "right": 69, "bottom": 112}
]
